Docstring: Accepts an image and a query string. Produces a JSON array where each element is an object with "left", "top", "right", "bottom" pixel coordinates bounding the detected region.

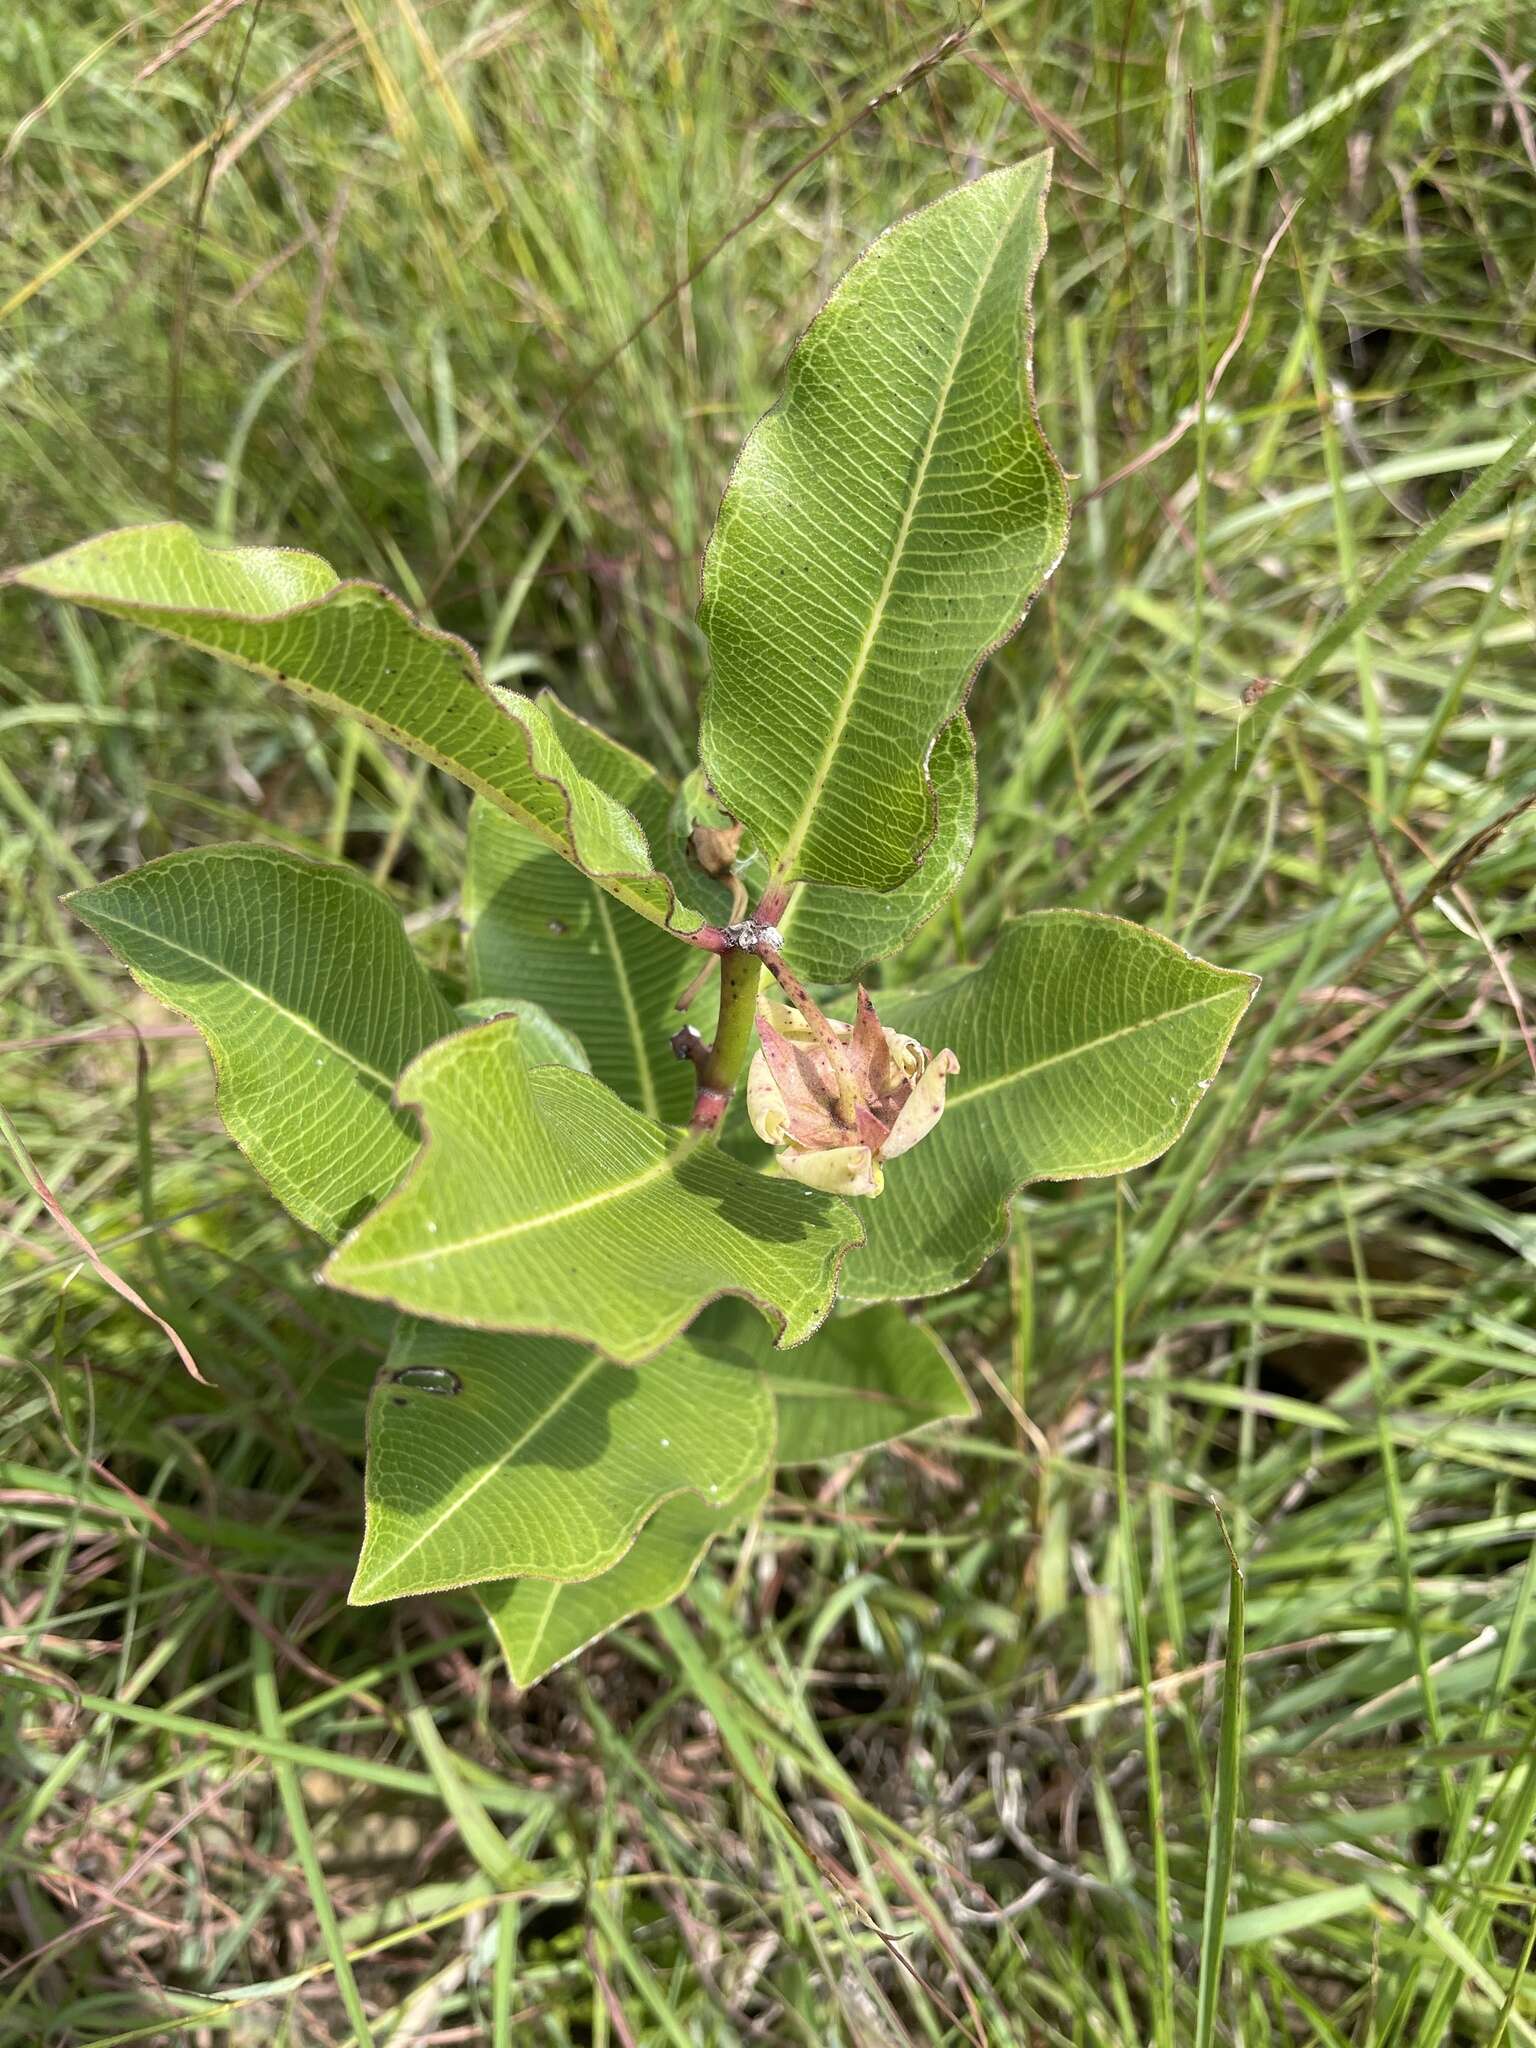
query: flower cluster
[{"left": 746, "top": 987, "right": 958, "bottom": 1197}]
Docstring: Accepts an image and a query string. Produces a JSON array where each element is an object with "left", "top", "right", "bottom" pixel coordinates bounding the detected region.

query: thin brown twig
[
  {"left": 962, "top": 52, "right": 1101, "bottom": 171},
  {"left": 1080, "top": 194, "right": 1302, "bottom": 504},
  {"left": 136, "top": 0, "right": 248, "bottom": 83},
  {"left": 0, "top": 1099, "right": 208, "bottom": 1384},
  {"left": 210, "top": 23, "right": 354, "bottom": 184},
  {"left": 1290, "top": 751, "right": 1536, "bottom": 1079},
  {"left": 1383, "top": 803, "right": 1536, "bottom": 1082},
  {"left": 1478, "top": 43, "right": 1536, "bottom": 180},
  {"left": 1366, "top": 822, "right": 1438, "bottom": 979}
]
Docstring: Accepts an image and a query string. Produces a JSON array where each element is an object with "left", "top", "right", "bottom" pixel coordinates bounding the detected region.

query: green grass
[{"left": 3, "top": 0, "right": 1536, "bottom": 2040}]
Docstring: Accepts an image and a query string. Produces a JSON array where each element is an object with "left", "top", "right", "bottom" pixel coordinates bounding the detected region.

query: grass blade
[{"left": 1194, "top": 1509, "right": 1246, "bottom": 2048}]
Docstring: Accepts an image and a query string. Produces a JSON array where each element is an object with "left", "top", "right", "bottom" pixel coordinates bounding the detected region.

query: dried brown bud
[{"left": 688, "top": 818, "right": 744, "bottom": 879}]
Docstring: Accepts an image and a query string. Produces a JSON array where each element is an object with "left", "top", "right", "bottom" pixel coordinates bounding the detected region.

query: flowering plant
[{"left": 14, "top": 155, "right": 1252, "bottom": 1682}]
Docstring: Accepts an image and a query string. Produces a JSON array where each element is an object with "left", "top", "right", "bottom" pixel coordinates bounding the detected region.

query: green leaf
[
  {"left": 453, "top": 997, "right": 590, "bottom": 1072},
  {"left": 703, "top": 1301, "right": 974, "bottom": 1463},
  {"left": 841, "top": 912, "right": 1257, "bottom": 1303},
  {"left": 480, "top": 1472, "right": 769, "bottom": 1687},
  {"left": 462, "top": 691, "right": 717, "bottom": 1123},
  {"left": 464, "top": 798, "right": 701, "bottom": 1124},
  {"left": 351, "top": 1319, "right": 773, "bottom": 1603},
  {"left": 325, "top": 1015, "right": 862, "bottom": 1364},
  {"left": 542, "top": 698, "right": 744, "bottom": 932},
  {"left": 538, "top": 694, "right": 673, "bottom": 846},
  {"left": 69, "top": 845, "right": 454, "bottom": 1241},
  {"left": 699, "top": 156, "right": 1068, "bottom": 891},
  {"left": 777, "top": 716, "right": 976, "bottom": 983},
  {"left": 15, "top": 523, "right": 703, "bottom": 935}
]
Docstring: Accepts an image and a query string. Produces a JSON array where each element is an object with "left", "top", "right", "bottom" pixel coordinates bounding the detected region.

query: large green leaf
[
  {"left": 703, "top": 1301, "right": 974, "bottom": 1462},
  {"left": 15, "top": 524, "right": 703, "bottom": 935},
  {"left": 699, "top": 156, "right": 1068, "bottom": 891},
  {"left": 776, "top": 717, "right": 976, "bottom": 984},
  {"left": 69, "top": 846, "right": 454, "bottom": 1241},
  {"left": 480, "top": 1473, "right": 768, "bottom": 1687},
  {"left": 464, "top": 799, "right": 700, "bottom": 1124},
  {"left": 841, "top": 912, "right": 1257, "bottom": 1303},
  {"left": 351, "top": 1320, "right": 773, "bottom": 1603},
  {"left": 325, "top": 1015, "right": 862, "bottom": 1363}
]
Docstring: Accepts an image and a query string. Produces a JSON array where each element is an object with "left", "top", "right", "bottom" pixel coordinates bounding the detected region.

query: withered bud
[
  {"left": 688, "top": 817, "right": 744, "bottom": 879},
  {"left": 683, "top": 778, "right": 745, "bottom": 879}
]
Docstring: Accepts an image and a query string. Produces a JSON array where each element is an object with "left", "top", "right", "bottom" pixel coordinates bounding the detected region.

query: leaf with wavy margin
[
  {"left": 351, "top": 1319, "right": 773, "bottom": 1603},
  {"left": 480, "top": 1472, "right": 769, "bottom": 1687},
  {"left": 775, "top": 717, "right": 976, "bottom": 984},
  {"left": 69, "top": 846, "right": 453, "bottom": 1241},
  {"left": 707, "top": 1301, "right": 974, "bottom": 1462},
  {"left": 700, "top": 156, "right": 1067, "bottom": 891},
  {"left": 841, "top": 912, "right": 1258, "bottom": 1302},
  {"left": 325, "top": 1015, "right": 861, "bottom": 1364},
  {"left": 15, "top": 523, "right": 703, "bottom": 934}
]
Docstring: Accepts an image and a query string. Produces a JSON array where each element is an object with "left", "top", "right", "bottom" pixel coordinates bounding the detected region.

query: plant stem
[
  {"left": 688, "top": 946, "right": 762, "bottom": 1136},
  {"left": 684, "top": 881, "right": 798, "bottom": 1136},
  {"left": 755, "top": 881, "right": 790, "bottom": 929}
]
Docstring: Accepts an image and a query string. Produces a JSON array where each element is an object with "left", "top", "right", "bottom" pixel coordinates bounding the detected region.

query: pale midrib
[
  {"left": 516, "top": 1579, "right": 562, "bottom": 1668},
  {"left": 770, "top": 198, "right": 1024, "bottom": 882},
  {"left": 950, "top": 991, "right": 1236, "bottom": 1110},
  {"left": 368, "top": 1355, "right": 605, "bottom": 1589},
  {"left": 348, "top": 1147, "right": 678, "bottom": 1274},
  {"left": 91, "top": 909, "right": 396, "bottom": 1088},
  {"left": 592, "top": 887, "right": 659, "bottom": 1120}
]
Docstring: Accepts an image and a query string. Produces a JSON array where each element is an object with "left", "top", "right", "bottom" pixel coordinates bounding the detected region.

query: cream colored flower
[{"left": 746, "top": 988, "right": 958, "bottom": 1197}]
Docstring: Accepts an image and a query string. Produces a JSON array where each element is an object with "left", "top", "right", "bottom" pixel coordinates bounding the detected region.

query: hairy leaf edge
[
  {"left": 776, "top": 713, "right": 980, "bottom": 977},
  {"left": 479, "top": 1471, "right": 769, "bottom": 1687}
]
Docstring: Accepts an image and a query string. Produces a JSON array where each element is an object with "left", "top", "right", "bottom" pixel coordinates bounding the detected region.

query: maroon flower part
[{"left": 746, "top": 987, "right": 958, "bottom": 1196}]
